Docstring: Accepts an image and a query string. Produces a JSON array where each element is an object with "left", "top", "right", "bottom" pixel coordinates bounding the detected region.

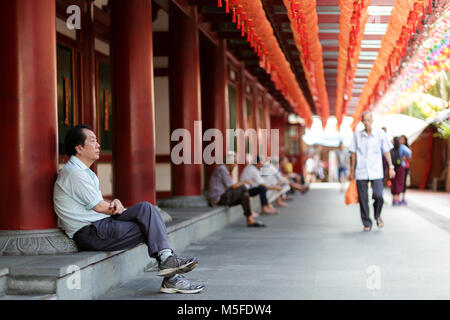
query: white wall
[
  {"left": 154, "top": 76, "right": 171, "bottom": 155},
  {"left": 98, "top": 163, "right": 113, "bottom": 195},
  {"left": 56, "top": 17, "right": 76, "bottom": 39}
]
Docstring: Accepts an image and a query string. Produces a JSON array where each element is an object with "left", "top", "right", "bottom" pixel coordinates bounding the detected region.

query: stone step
[
  {"left": 0, "top": 204, "right": 244, "bottom": 299},
  {"left": 0, "top": 268, "right": 7, "bottom": 297},
  {"left": 0, "top": 294, "right": 57, "bottom": 300}
]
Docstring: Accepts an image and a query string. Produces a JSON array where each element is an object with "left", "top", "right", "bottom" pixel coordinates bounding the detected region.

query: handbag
[{"left": 345, "top": 179, "right": 359, "bottom": 205}]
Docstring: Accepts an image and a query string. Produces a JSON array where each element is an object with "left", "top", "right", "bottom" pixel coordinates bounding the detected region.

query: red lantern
[
  {"left": 348, "top": 45, "right": 354, "bottom": 59},
  {"left": 349, "top": 29, "right": 357, "bottom": 46},
  {"left": 351, "top": 13, "right": 360, "bottom": 34},
  {"left": 414, "top": 1, "right": 426, "bottom": 17}
]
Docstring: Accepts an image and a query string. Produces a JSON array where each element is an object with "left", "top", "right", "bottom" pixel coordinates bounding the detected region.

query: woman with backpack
[{"left": 390, "top": 136, "right": 412, "bottom": 205}]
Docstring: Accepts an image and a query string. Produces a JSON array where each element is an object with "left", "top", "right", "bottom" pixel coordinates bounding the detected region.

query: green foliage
[
  {"left": 402, "top": 102, "right": 428, "bottom": 120},
  {"left": 433, "top": 121, "right": 450, "bottom": 140},
  {"left": 426, "top": 70, "right": 450, "bottom": 101}
]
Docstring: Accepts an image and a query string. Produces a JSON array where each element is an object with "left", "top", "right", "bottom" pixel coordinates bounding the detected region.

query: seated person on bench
[
  {"left": 208, "top": 151, "right": 266, "bottom": 227},
  {"left": 240, "top": 155, "right": 283, "bottom": 215},
  {"left": 53, "top": 124, "right": 204, "bottom": 294}
]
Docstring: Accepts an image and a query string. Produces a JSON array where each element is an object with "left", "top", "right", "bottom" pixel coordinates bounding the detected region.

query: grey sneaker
[
  {"left": 157, "top": 254, "right": 198, "bottom": 277},
  {"left": 160, "top": 274, "right": 205, "bottom": 294}
]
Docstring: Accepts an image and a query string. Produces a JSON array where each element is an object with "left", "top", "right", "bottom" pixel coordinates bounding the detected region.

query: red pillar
[
  {"left": 110, "top": 0, "right": 156, "bottom": 206},
  {"left": 271, "top": 115, "right": 287, "bottom": 157},
  {"left": 212, "top": 40, "right": 229, "bottom": 151},
  {"left": 0, "top": 0, "right": 57, "bottom": 230},
  {"left": 169, "top": 5, "right": 203, "bottom": 197},
  {"left": 81, "top": 0, "right": 97, "bottom": 173},
  {"left": 201, "top": 39, "right": 228, "bottom": 187},
  {"left": 81, "top": 0, "right": 96, "bottom": 129},
  {"left": 237, "top": 64, "right": 248, "bottom": 173},
  {"left": 265, "top": 97, "right": 272, "bottom": 156}
]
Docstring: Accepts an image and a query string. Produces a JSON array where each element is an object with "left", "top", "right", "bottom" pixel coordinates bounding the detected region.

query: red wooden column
[
  {"left": 237, "top": 64, "right": 248, "bottom": 173},
  {"left": 81, "top": 0, "right": 96, "bottom": 128},
  {"left": 81, "top": 0, "right": 97, "bottom": 173},
  {"left": 0, "top": 0, "right": 58, "bottom": 230},
  {"left": 270, "top": 114, "right": 287, "bottom": 157},
  {"left": 202, "top": 39, "right": 228, "bottom": 187},
  {"left": 169, "top": 5, "right": 203, "bottom": 198},
  {"left": 265, "top": 95, "right": 272, "bottom": 156},
  {"left": 212, "top": 40, "right": 229, "bottom": 153},
  {"left": 110, "top": 0, "right": 156, "bottom": 206}
]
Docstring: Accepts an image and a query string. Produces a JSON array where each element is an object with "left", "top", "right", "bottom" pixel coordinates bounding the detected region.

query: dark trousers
[
  {"left": 217, "top": 185, "right": 251, "bottom": 217},
  {"left": 248, "top": 185, "right": 268, "bottom": 206},
  {"left": 356, "top": 179, "right": 384, "bottom": 228},
  {"left": 73, "top": 201, "right": 171, "bottom": 259},
  {"left": 390, "top": 166, "right": 405, "bottom": 195},
  {"left": 403, "top": 168, "right": 410, "bottom": 193}
]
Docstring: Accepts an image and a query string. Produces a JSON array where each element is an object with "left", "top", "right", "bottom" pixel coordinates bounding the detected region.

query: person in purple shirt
[
  {"left": 390, "top": 136, "right": 412, "bottom": 206},
  {"left": 208, "top": 152, "right": 266, "bottom": 227}
]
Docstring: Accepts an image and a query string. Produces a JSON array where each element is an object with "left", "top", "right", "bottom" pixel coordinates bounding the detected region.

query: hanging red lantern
[
  {"left": 408, "top": 11, "right": 419, "bottom": 32},
  {"left": 353, "top": 0, "right": 364, "bottom": 12},
  {"left": 291, "top": 1, "right": 301, "bottom": 27},
  {"left": 229, "top": 0, "right": 239, "bottom": 22},
  {"left": 414, "top": 1, "right": 426, "bottom": 17},
  {"left": 351, "top": 12, "right": 360, "bottom": 34},
  {"left": 428, "top": 0, "right": 433, "bottom": 14},
  {"left": 348, "top": 45, "right": 354, "bottom": 59},
  {"left": 349, "top": 29, "right": 357, "bottom": 46}
]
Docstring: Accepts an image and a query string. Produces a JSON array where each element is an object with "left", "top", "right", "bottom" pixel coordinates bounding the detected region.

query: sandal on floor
[
  {"left": 247, "top": 221, "right": 266, "bottom": 228},
  {"left": 376, "top": 218, "right": 384, "bottom": 228},
  {"left": 363, "top": 226, "right": 371, "bottom": 232}
]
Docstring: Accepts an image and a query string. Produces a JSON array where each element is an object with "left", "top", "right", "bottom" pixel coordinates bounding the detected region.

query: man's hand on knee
[{"left": 110, "top": 199, "right": 125, "bottom": 215}]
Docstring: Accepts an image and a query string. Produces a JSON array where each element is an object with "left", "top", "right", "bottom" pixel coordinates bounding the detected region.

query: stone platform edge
[{"left": 0, "top": 205, "right": 244, "bottom": 300}]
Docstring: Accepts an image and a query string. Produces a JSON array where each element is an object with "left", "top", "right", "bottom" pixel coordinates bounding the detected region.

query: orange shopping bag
[{"left": 345, "top": 179, "right": 359, "bottom": 205}]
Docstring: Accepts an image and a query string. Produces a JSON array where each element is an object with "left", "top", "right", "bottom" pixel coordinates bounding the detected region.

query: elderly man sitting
[
  {"left": 54, "top": 124, "right": 204, "bottom": 294},
  {"left": 280, "top": 156, "right": 310, "bottom": 194},
  {"left": 260, "top": 157, "right": 291, "bottom": 207},
  {"left": 240, "top": 155, "right": 283, "bottom": 215},
  {"left": 208, "top": 152, "right": 266, "bottom": 227}
]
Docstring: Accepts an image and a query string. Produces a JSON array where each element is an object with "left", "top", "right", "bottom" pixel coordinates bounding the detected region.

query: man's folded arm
[{"left": 93, "top": 200, "right": 116, "bottom": 215}]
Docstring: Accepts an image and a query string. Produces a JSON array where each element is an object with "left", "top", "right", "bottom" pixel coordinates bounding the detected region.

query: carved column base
[
  {"left": 154, "top": 205, "right": 173, "bottom": 223},
  {"left": 0, "top": 229, "right": 78, "bottom": 256}
]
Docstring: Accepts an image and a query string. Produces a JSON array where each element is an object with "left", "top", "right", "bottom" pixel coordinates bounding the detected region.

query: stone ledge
[
  {"left": 0, "top": 229, "right": 78, "bottom": 256},
  {"left": 0, "top": 268, "right": 8, "bottom": 277},
  {"left": 0, "top": 204, "right": 244, "bottom": 299},
  {"left": 0, "top": 268, "right": 7, "bottom": 297}
]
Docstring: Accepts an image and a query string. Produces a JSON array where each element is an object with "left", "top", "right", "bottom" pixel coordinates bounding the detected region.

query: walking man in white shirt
[{"left": 349, "top": 111, "right": 396, "bottom": 232}]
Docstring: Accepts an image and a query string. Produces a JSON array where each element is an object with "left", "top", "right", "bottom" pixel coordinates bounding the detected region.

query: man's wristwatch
[{"left": 389, "top": 165, "right": 395, "bottom": 169}]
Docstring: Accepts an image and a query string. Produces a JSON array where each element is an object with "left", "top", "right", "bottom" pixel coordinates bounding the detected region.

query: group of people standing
[{"left": 383, "top": 132, "right": 412, "bottom": 206}]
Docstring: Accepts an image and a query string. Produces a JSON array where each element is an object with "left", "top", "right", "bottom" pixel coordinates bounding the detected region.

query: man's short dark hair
[{"left": 64, "top": 124, "right": 93, "bottom": 157}]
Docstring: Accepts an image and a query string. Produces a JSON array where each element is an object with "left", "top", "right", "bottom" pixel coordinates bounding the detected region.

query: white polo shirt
[
  {"left": 348, "top": 128, "right": 393, "bottom": 181},
  {"left": 53, "top": 156, "right": 108, "bottom": 238},
  {"left": 240, "top": 164, "right": 265, "bottom": 189}
]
